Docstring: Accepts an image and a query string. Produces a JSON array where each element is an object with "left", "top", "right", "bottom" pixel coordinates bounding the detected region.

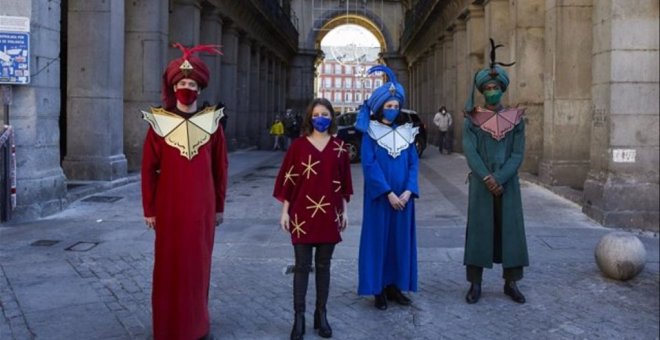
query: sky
[{"left": 320, "top": 24, "right": 380, "bottom": 47}]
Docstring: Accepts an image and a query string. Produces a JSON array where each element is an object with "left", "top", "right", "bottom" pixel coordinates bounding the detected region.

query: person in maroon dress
[
  {"left": 141, "top": 43, "right": 226, "bottom": 340},
  {"left": 273, "top": 98, "right": 353, "bottom": 340}
]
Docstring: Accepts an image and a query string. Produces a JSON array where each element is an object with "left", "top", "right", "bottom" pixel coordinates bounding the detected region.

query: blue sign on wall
[{"left": 0, "top": 32, "right": 30, "bottom": 85}]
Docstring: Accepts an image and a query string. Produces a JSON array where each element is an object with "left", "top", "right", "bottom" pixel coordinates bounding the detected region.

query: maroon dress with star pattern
[{"left": 274, "top": 136, "right": 353, "bottom": 244}]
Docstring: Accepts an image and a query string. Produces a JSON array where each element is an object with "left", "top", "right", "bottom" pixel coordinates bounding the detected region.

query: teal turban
[
  {"left": 465, "top": 65, "right": 510, "bottom": 112},
  {"left": 355, "top": 65, "right": 406, "bottom": 132}
]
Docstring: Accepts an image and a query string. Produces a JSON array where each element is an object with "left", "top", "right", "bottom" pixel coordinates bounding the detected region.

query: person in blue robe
[{"left": 355, "top": 65, "right": 419, "bottom": 310}]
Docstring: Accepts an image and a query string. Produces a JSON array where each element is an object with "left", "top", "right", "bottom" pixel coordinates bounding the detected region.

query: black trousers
[
  {"left": 466, "top": 195, "right": 523, "bottom": 283},
  {"left": 293, "top": 243, "right": 335, "bottom": 312}
]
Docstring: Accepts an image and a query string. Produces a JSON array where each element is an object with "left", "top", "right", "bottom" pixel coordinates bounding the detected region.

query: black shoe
[
  {"left": 374, "top": 292, "right": 388, "bottom": 310},
  {"left": 465, "top": 283, "right": 481, "bottom": 304},
  {"left": 290, "top": 312, "right": 305, "bottom": 340},
  {"left": 314, "top": 309, "right": 332, "bottom": 338},
  {"left": 504, "top": 281, "right": 526, "bottom": 304},
  {"left": 385, "top": 285, "right": 412, "bottom": 306}
]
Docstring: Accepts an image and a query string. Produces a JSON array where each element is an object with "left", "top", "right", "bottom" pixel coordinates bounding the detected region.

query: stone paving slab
[{"left": 0, "top": 150, "right": 658, "bottom": 339}]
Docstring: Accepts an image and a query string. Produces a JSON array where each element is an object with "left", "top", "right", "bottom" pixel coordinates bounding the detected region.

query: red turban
[{"left": 162, "top": 43, "right": 222, "bottom": 109}]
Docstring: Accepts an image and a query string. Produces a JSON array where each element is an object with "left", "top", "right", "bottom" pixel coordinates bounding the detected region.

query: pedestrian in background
[
  {"left": 284, "top": 108, "right": 301, "bottom": 150},
  {"left": 462, "top": 39, "right": 528, "bottom": 305},
  {"left": 270, "top": 114, "right": 285, "bottom": 151},
  {"left": 141, "top": 43, "right": 226, "bottom": 340},
  {"left": 433, "top": 105, "right": 453, "bottom": 154},
  {"left": 355, "top": 65, "right": 419, "bottom": 311},
  {"left": 273, "top": 98, "right": 353, "bottom": 340}
]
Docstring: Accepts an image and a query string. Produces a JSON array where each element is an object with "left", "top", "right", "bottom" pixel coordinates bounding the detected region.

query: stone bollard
[{"left": 594, "top": 232, "right": 646, "bottom": 281}]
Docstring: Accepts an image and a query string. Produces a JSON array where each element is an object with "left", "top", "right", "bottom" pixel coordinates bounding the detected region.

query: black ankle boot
[
  {"left": 385, "top": 285, "right": 412, "bottom": 306},
  {"left": 465, "top": 283, "right": 481, "bottom": 304},
  {"left": 504, "top": 280, "right": 526, "bottom": 304},
  {"left": 374, "top": 292, "right": 388, "bottom": 310},
  {"left": 314, "top": 308, "right": 332, "bottom": 338},
  {"left": 290, "top": 312, "right": 305, "bottom": 340}
]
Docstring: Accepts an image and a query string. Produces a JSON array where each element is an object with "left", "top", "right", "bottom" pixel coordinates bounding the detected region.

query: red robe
[
  {"left": 273, "top": 136, "right": 353, "bottom": 244},
  {"left": 141, "top": 110, "right": 228, "bottom": 340}
]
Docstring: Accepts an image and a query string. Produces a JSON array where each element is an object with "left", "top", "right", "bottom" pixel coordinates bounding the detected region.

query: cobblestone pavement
[{"left": 1, "top": 150, "right": 658, "bottom": 340}]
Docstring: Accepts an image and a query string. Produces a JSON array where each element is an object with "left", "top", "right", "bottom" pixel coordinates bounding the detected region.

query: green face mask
[{"left": 484, "top": 89, "right": 503, "bottom": 105}]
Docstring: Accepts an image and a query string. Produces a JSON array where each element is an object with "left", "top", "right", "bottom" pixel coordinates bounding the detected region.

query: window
[
  {"left": 346, "top": 66, "right": 353, "bottom": 74},
  {"left": 345, "top": 78, "right": 352, "bottom": 89},
  {"left": 345, "top": 93, "right": 352, "bottom": 103},
  {"left": 324, "top": 92, "right": 332, "bottom": 99},
  {"left": 334, "top": 92, "right": 342, "bottom": 103},
  {"left": 334, "top": 64, "right": 342, "bottom": 74},
  {"left": 324, "top": 64, "right": 331, "bottom": 74},
  {"left": 324, "top": 78, "right": 331, "bottom": 89},
  {"left": 355, "top": 93, "right": 362, "bottom": 103},
  {"left": 356, "top": 80, "right": 362, "bottom": 89},
  {"left": 375, "top": 79, "right": 383, "bottom": 87},
  {"left": 365, "top": 79, "right": 372, "bottom": 89},
  {"left": 365, "top": 93, "right": 371, "bottom": 100},
  {"left": 334, "top": 78, "right": 342, "bottom": 88}
]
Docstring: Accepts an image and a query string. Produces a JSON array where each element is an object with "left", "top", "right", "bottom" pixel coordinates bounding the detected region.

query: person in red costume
[
  {"left": 273, "top": 98, "right": 353, "bottom": 340},
  {"left": 141, "top": 43, "right": 226, "bottom": 340}
]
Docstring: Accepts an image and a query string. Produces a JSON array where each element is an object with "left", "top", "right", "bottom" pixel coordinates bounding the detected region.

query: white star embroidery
[
  {"left": 283, "top": 165, "right": 299, "bottom": 186},
  {"left": 305, "top": 195, "right": 330, "bottom": 218},
  {"left": 333, "top": 140, "right": 347, "bottom": 158},
  {"left": 290, "top": 214, "right": 307, "bottom": 238},
  {"left": 301, "top": 154, "right": 320, "bottom": 179}
]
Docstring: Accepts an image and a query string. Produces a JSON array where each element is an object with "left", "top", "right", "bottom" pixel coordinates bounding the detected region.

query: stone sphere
[{"left": 595, "top": 232, "right": 646, "bottom": 281}]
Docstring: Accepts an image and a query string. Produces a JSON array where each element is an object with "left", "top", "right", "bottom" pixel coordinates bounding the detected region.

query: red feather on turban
[{"left": 162, "top": 43, "right": 222, "bottom": 109}]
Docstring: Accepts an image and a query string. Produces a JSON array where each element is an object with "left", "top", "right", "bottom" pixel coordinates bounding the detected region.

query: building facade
[{"left": 1, "top": 0, "right": 658, "bottom": 231}]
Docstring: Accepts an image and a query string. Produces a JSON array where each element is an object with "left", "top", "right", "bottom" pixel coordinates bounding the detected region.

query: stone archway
[{"left": 306, "top": 9, "right": 394, "bottom": 54}]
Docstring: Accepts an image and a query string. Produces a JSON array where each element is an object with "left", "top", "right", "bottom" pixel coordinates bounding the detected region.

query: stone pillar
[
  {"left": 249, "top": 42, "right": 261, "bottom": 146},
  {"left": 199, "top": 9, "right": 222, "bottom": 106},
  {"left": 124, "top": 0, "right": 168, "bottom": 171},
  {"left": 505, "top": 0, "right": 545, "bottom": 173},
  {"left": 10, "top": 0, "right": 66, "bottom": 218},
  {"left": 453, "top": 21, "right": 468, "bottom": 152},
  {"left": 288, "top": 49, "right": 317, "bottom": 114},
  {"left": 539, "top": 0, "right": 592, "bottom": 184},
  {"left": 168, "top": 0, "right": 200, "bottom": 61},
  {"left": 259, "top": 49, "right": 270, "bottom": 150},
  {"left": 220, "top": 21, "right": 239, "bottom": 149},
  {"left": 483, "top": 0, "right": 512, "bottom": 66},
  {"left": 237, "top": 34, "right": 252, "bottom": 146},
  {"left": 63, "top": 0, "right": 127, "bottom": 180},
  {"left": 432, "top": 43, "right": 442, "bottom": 111},
  {"left": 465, "top": 5, "right": 486, "bottom": 76},
  {"left": 584, "top": 0, "right": 659, "bottom": 230},
  {"left": 437, "top": 37, "right": 447, "bottom": 109},
  {"left": 442, "top": 34, "right": 456, "bottom": 115}
]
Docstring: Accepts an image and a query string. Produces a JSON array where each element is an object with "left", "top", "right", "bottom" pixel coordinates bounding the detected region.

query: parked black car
[{"left": 335, "top": 109, "right": 427, "bottom": 163}]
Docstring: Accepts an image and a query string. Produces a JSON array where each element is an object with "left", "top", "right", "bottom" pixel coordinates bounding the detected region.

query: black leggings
[{"left": 293, "top": 243, "right": 336, "bottom": 312}]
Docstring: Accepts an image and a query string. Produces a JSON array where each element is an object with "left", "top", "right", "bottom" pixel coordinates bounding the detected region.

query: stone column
[
  {"left": 502, "top": 0, "right": 545, "bottom": 173},
  {"left": 483, "top": 0, "right": 512, "bottom": 66},
  {"left": 259, "top": 49, "right": 270, "bottom": 149},
  {"left": 437, "top": 36, "right": 447, "bottom": 108},
  {"left": 288, "top": 49, "right": 317, "bottom": 115},
  {"left": 249, "top": 42, "right": 261, "bottom": 146},
  {"left": 453, "top": 21, "right": 468, "bottom": 152},
  {"left": 465, "top": 5, "right": 486, "bottom": 76},
  {"left": 199, "top": 8, "right": 222, "bottom": 105},
  {"left": 63, "top": 0, "right": 127, "bottom": 180},
  {"left": 220, "top": 21, "right": 239, "bottom": 148},
  {"left": 168, "top": 0, "right": 200, "bottom": 61},
  {"left": 237, "top": 34, "right": 252, "bottom": 146},
  {"left": 432, "top": 43, "right": 442, "bottom": 111},
  {"left": 442, "top": 34, "right": 456, "bottom": 115},
  {"left": 10, "top": 0, "right": 66, "bottom": 218},
  {"left": 539, "top": 0, "right": 592, "bottom": 185},
  {"left": 583, "top": 0, "right": 659, "bottom": 230},
  {"left": 124, "top": 0, "right": 168, "bottom": 171}
]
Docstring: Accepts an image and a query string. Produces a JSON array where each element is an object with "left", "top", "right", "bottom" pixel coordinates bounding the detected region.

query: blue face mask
[
  {"left": 383, "top": 108, "right": 400, "bottom": 122},
  {"left": 312, "top": 116, "right": 332, "bottom": 132}
]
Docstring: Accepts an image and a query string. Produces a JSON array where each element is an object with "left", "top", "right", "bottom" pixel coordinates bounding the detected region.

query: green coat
[{"left": 462, "top": 112, "right": 529, "bottom": 269}]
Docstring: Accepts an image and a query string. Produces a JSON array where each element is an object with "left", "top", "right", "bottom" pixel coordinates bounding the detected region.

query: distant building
[{"left": 316, "top": 46, "right": 381, "bottom": 113}]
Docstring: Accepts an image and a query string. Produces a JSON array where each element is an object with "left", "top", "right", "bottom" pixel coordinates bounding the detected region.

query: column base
[
  {"left": 538, "top": 159, "right": 589, "bottom": 189},
  {"left": 583, "top": 171, "right": 659, "bottom": 231},
  {"left": 12, "top": 169, "right": 66, "bottom": 221},
  {"left": 62, "top": 154, "right": 128, "bottom": 181}
]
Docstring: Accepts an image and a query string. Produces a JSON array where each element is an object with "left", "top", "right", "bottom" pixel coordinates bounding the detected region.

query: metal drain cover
[
  {"left": 65, "top": 241, "right": 100, "bottom": 252},
  {"left": 30, "top": 240, "right": 61, "bottom": 247},
  {"left": 81, "top": 195, "right": 122, "bottom": 203}
]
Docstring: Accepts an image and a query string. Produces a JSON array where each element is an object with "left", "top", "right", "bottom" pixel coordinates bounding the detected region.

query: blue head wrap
[
  {"left": 464, "top": 39, "right": 515, "bottom": 112},
  {"left": 355, "top": 65, "right": 406, "bottom": 132}
]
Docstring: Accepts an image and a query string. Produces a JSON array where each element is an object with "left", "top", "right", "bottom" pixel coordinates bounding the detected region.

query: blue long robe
[{"left": 358, "top": 130, "right": 419, "bottom": 295}]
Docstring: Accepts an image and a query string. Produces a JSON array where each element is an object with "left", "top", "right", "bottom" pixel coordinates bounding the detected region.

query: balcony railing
[
  {"left": 400, "top": 0, "right": 439, "bottom": 49},
  {"left": 251, "top": 0, "right": 299, "bottom": 48}
]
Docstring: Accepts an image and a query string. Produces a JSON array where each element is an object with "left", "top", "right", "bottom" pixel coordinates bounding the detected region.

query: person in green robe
[{"left": 462, "top": 40, "right": 529, "bottom": 304}]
